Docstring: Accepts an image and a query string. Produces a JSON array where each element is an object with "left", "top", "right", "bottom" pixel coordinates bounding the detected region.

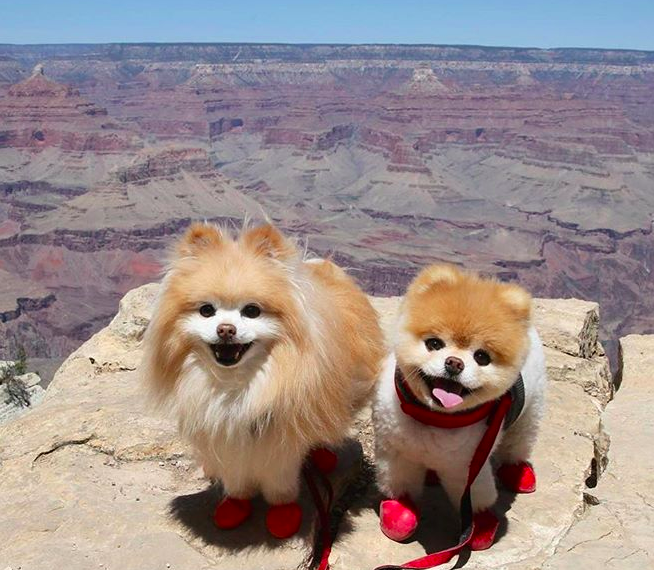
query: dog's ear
[
  {"left": 408, "top": 264, "right": 462, "bottom": 295},
  {"left": 241, "top": 224, "right": 295, "bottom": 260},
  {"left": 177, "top": 223, "right": 223, "bottom": 257},
  {"left": 500, "top": 283, "right": 532, "bottom": 322}
]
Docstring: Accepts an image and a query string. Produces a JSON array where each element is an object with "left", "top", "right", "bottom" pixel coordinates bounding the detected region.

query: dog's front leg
[
  {"left": 440, "top": 460, "right": 500, "bottom": 550},
  {"left": 439, "top": 456, "right": 498, "bottom": 513},
  {"left": 261, "top": 450, "right": 305, "bottom": 538},
  {"left": 376, "top": 447, "right": 426, "bottom": 500},
  {"left": 260, "top": 450, "right": 303, "bottom": 504},
  {"left": 470, "top": 461, "right": 498, "bottom": 512},
  {"left": 376, "top": 447, "right": 425, "bottom": 541}
]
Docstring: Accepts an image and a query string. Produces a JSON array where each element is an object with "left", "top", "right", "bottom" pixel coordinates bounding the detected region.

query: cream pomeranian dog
[
  {"left": 142, "top": 223, "right": 384, "bottom": 539},
  {"left": 373, "top": 264, "right": 546, "bottom": 550}
]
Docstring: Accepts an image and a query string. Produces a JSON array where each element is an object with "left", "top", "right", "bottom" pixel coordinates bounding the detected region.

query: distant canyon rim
[{"left": 1, "top": 43, "right": 653, "bottom": 372}]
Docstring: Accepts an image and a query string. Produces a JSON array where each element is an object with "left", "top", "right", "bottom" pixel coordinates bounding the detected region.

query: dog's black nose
[
  {"left": 217, "top": 323, "right": 237, "bottom": 340},
  {"left": 445, "top": 356, "right": 465, "bottom": 375}
]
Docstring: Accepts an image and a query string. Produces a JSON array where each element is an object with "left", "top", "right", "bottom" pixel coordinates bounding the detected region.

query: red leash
[
  {"left": 375, "top": 383, "right": 513, "bottom": 570},
  {"left": 303, "top": 377, "right": 513, "bottom": 570}
]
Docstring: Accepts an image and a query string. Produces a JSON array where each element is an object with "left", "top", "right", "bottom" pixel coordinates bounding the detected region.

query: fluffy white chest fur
[
  {"left": 373, "top": 327, "right": 546, "bottom": 512},
  {"left": 171, "top": 358, "right": 309, "bottom": 503}
]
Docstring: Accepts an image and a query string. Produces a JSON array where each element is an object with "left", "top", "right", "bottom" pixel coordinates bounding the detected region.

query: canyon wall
[{"left": 1, "top": 44, "right": 653, "bottom": 366}]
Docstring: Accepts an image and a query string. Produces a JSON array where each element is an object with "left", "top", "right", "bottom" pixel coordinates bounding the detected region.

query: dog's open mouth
[
  {"left": 419, "top": 371, "right": 472, "bottom": 409},
  {"left": 210, "top": 342, "right": 253, "bottom": 367}
]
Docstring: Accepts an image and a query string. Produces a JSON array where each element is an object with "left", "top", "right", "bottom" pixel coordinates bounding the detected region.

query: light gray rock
[
  {"left": 544, "top": 346, "right": 612, "bottom": 405},
  {"left": 0, "top": 285, "right": 626, "bottom": 570},
  {"left": 543, "top": 334, "right": 654, "bottom": 569},
  {"left": 532, "top": 298, "right": 601, "bottom": 359}
]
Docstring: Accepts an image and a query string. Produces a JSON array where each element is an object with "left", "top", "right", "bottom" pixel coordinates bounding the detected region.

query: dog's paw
[
  {"left": 470, "top": 509, "right": 499, "bottom": 551},
  {"left": 213, "top": 496, "right": 252, "bottom": 530},
  {"left": 497, "top": 461, "right": 536, "bottom": 493},
  {"left": 266, "top": 502, "right": 303, "bottom": 539},
  {"left": 379, "top": 495, "right": 420, "bottom": 542}
]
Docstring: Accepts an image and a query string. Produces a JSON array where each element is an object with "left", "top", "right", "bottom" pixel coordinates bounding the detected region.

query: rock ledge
[{"left": 0, "top": 284, "right": 645, "bottom": 570}]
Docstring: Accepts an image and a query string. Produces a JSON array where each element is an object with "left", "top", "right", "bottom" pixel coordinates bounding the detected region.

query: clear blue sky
[{"left": 1, "top": 0, "right": 653, "bottom": 50}]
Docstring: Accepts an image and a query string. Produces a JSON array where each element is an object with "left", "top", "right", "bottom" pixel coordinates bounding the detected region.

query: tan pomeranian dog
[
  {"left": 142, "top": 223, "right": 384, "bottom": 539},
  {"left": 373, "top": 264, "right": 545, "bottom": 550}
]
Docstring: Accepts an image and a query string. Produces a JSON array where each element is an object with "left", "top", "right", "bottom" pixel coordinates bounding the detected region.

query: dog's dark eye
[
  {"left": 425, "top": 337, "right": 445, "bottom": 351},
  {"left": 241, "top": 304, "right": 261, "bottom": 319},
  {"left": 199, "top": 304, "right": 215, "bottom": 318},
  {"left": 474, "top": 349, "right": 491, "bottom": 366}
]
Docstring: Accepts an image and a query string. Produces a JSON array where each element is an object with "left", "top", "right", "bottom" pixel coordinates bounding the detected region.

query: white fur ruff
[{"left": 172, "top": 358, "right": 308, "bottom": 504}]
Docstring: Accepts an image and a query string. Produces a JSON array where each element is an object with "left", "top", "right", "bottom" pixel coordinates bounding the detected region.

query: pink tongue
[{"left": 433, "top": 388, "right": 464, "bottom": 409}]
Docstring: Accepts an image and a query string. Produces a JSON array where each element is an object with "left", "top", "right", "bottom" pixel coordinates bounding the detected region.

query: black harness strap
[{"left": 504, "top": 373, "right": 525, "bottom": 431}]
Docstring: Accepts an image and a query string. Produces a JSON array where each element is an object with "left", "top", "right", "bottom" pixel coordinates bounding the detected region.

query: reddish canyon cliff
[{"left": 1, "top": 44, "right": 653, "bottom": 366}]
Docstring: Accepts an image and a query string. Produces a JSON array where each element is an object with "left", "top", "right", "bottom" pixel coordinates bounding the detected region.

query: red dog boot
[
  {"left": 213, "top": 496, "right": 252, "bottom": 530},
  {"left": 266, "top": 502, "right": 303, "bottom": 539},
  {"left": 497, "top": 461, "right": 536, "bottom": 493},
  {"left": 310, "top": 447, "right": 338, "bottom": 474},
  {"left": 470, "top": 509, "right": 499, "bottom": 551},
  {"left": 379, "top": 495, "right": 420, "bottom": 542},
  {"left": 425, "top": 469, "right": 440, "bottom": 487}
]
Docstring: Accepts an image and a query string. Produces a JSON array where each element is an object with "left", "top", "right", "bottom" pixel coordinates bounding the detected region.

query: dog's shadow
[
  {"left": 168, "top": 439, "right": 363, "bottom": 555},
  {"left": 169, "top": 484, "right": 316, "bottom": 553},
  {"left": 170, "top": 452, "right": 521, "bottom": 567},
  {"left": 334, "top": 459, "right": 520, "bottom": 569}
]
